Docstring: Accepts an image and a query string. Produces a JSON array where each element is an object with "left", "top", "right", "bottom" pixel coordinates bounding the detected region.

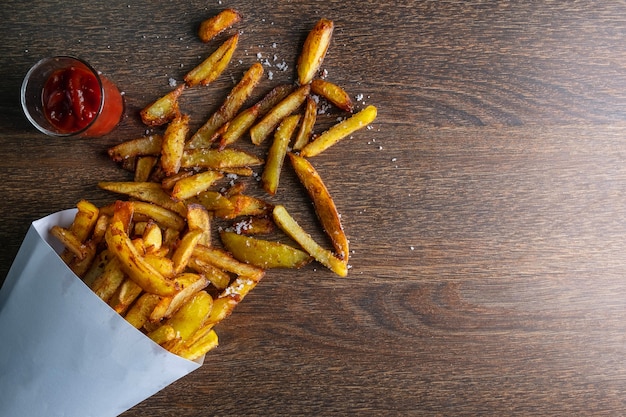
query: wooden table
[{"left": 2, "top": 1, "right": 626, "bottom": 415}]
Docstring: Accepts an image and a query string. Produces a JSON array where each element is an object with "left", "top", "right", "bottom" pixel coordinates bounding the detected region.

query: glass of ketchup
[{"left": 21, "top": 56, "right": 124, "bottom": 138}]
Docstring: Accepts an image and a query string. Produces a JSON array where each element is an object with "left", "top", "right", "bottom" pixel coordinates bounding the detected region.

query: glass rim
[{"left": 20, "top": 55, "right": 106, "bottom": 137}]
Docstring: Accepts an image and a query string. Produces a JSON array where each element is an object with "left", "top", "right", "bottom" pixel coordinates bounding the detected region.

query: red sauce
[{"left": 41, "top": 65, "right": 123, "bottom": 136}]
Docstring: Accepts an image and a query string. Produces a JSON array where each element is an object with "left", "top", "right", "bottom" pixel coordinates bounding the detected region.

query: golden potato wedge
[
  {"left": 272, "top": 205, "right": 347, "bottom": 277},
  {"left": 134, "top": 156, "right": 158, "bottom": 182},
  {"left": 150, "top": 272, "right": 209, "bottom": 322},
  {"left": 184, "top": 33, "right": 239, "bottom": 87},
  {"left": 148, "top": 324, "right": 177, "bottom": 345},
  {"left": 187, "top": 62, "right": 263, "bottom": 149},
  {"left": 310, "top": 78, "right": 354, "bottom": 113},
  {"left": 292, "top": 95, "right": 317, "bottom": 150},
  {"left": 161, "top": 290, "right": 213, "bottom": 350},
  {"left": 173, "top": 328, "right": 218, "bottom": 361},
  {"left": 288, "top": 152, "right": 349, "bottom": 261},
  {"left": 186, "top": 203, "right": 213, "bottom": 247},
  {"left": 50, "top": 226, "right": 90, "bottom": 260},
  {"left": 171, "top": 170, "right": 224, "bottom": 201},
  {"left": 105, "top": 220, "right": 179, "bottom": 296},
  {"left": 139, "top": 85, "right": 184, "bottom": 126},
  {"left": 262, "top": 114, "right": 300, "bottom": 195},
  {"left": 220, "top": 231, "right": 312, "bottom": 269},
  {"left": 184, "top": 297, "right": 236, "bottom": 342},
  {"left": 171, "top": 229, "right": 204, "bottom": 275},
  {"left": 130, "top": 200, "right": 186, "bottom": 231},
  {"left": 186, "top": 257, "right": 232, "bottom": 290},
  {"left": 198, "top": 8, "right": 242, "bottom": 43},
  {"left": 249, "top": 84, "right": 310, "bottom": 145},
  {"left": 108, "top": 278, "right": 144, "bottom": 314},
  {"left": 181, "top": 148, "right": 263, "bottom": 170},
  {"left": 144, "top": 253, "right": 175, "bottom": 278},
  {"left": 70, "top": 200, "right": 100, "bottom": 241},
  {"left": 98, "top": 181, "right": 187, "bottom": 216},
  {"left": 190, "top": 190, "right": 234, "bottom": 212},
  {"left": 161, "top": 113, "right": 190, "bottom": 176},
  {"left": 90, "top": 256, "right": 126, "bottom": 302},
  {"left": 300, "top": 105, "right": 377, "bottom": 157},
  {"left": 230, "top": 216, "right": 275, "bottom": 235},
  {"left": 124, "top": 292, "right": 162, "bottom": 329},
  {"left": 109, "top": 135, "right": 163, "bottom": 162},
  {"left": 192, "top": 245, "right": 265, "bottom": 281},
  {"left": 82, "top": 249, "right": 110, "bottom": 287},
  {"left": 297, "top": 18, "right": 334, "bottom": 85},
  {"left": 214, "top": 194, "right": 273, "bottom": 220},
  {"left": 141, "top": 221, "right": 163, "bottom": 253}
]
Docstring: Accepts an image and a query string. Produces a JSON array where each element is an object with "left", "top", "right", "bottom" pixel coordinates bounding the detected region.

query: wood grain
[{"left": 1, "top": 1, "right": 626, "bottom": 415}]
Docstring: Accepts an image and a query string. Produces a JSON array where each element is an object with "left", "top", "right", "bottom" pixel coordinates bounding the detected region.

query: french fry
[
  {"left": 190, "top": 190, "right": 234, "bottom": 212},
  {"left": 310, "top": 78, "right": 354, "bottom": 113},
  {"left": 108, "top": 135, "right": 163, "bottom": 162},
  {"left": 187, "top": 62, "right": 264, "bottom": 149},
  {"left": 140, "top": 85, "right": 184, "bottom": 126},
  {"left": 187, "top": 257, "right": 232, "bottom": 290},
  {"left": 50, "top": 226, "right": 90, "bottom": 260},
  {"left": 230, "top": 216, "right": 275, "bottom": 235},
  {"left": 150, "top": 272, "right": 209, "bottom": 322},
  {"left": 98, "top": 181, "right": 187, "bottom": 216},
  {"left": 192, "top": 245, "right": 265, "bottom": 280},
  {"left": 142, "top": 221, "right": 163, "bottom": 253},
  {"left": 161, "top": 290, "right": 214, "bottom": 350},
  {"left": 181, "top": 148, "right": 263, "bottom": 170},
  {"left": 220, "top": 231, "right": 312, "bottom": 269},
  {"left": 124, "top": 292, "right": 162, "bottom": 329},
  {"left": 292, "top": 95, "right": 317, "bottom": 150},
  {"left": 288, "top": 152, "right": 349, "bottom": 261},
  {"left": 214, "top": 194, "right": 273, "bottom": 219},
  {"left": 171, "top": 170, "right": 224, "bottom": 201},
  {"left": 198, "top": 8, "right": 242, "bottom": 43},
  {"left": 173, "top": 328, "right": 218, "bottom": 361},
  {"left": 171, "top": 229, "right": 204, "bottom": 275},
  {"left": 184, "top": 33, "right": 239, "bottom": 87},
  {"left": 82, "top": 249, "right": 110, "bottom": 287},
  {"left": 249, "top": 84, "right": 310, "bottom": 145},
  {"left": 130, "top": 200, "right": 186, "bottom": 231},
  {"left": 300, "top": 105, "right": 377, "bottom": 157},
  {"left": 297, "top": 18, "right": 334, "bottom": 86},
  {"left": 186, "top": 204, "right": 213, "bottom": 247},
  {"left": 108, "top": 278, "right": 144, "bottom": 314},
  {"left": 218, "top": 84, "right": 294, "bottom": 149},
  {"left": 262, "top": 114, "right": 300, "bottom": 195},
  {"left": 90, "top": 256, "right": 126, "bottom": 303},
  {"left": 161, "top": 113, "right": 190, "bottom": 176},
  {"left": 272, "top": 205, "right": 347, "bottom": 277},
  {"left": 105, "top": 219, "right": 179, "bottom": 296},
  {"left": 134, "top": 156, "right": 158, "bottom": 182}
]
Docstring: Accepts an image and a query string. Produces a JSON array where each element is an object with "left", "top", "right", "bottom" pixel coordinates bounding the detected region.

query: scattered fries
[{"left": 51, "top": 12, "right": 378, "bottom": 363}]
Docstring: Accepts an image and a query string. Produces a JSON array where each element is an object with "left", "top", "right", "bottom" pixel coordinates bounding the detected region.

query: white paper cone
[{"left": 0, "top": 209, "right": 203, "bottom": 417}]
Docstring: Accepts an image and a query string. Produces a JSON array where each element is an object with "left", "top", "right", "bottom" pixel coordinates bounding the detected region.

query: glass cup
[{"left": 21, "top": 56, "right": 124, "bottom": 138}]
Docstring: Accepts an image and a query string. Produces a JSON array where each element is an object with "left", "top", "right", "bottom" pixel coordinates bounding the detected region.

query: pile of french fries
[{"left": 51, "top": 10, "right": 377, "bottom": 361}]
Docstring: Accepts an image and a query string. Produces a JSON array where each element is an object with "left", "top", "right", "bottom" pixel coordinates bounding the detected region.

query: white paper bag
[{"left": 0, "top": 209, "right": 203, "bottom": 417}]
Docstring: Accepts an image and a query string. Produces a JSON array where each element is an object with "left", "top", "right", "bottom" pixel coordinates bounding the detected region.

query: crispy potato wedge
[
  {"left": 301, "top": 105, "right": 377, "bottom": 157},
  {"left": 292, "top": 95, "right": 317, "bottom": 150},
  {"left": 90, "top": 256, "right": 126, "bottom": 302},
  {"left": 134, "top": 156, "right": 158, "bottom": 182},
  {"left": 184, "top": 297, "right": 236, "bottom": 343},
  {"left": 172, "top": 229, "right": 204, "bottom": 275},
  {"left": 161, "top": 113, "right": 190, "bottom": 176},
  {"left": 190, "top": 190, "right": 234, "bottom": 212},
  {"left": 71, "top": 200, "right": 100, "bottom": 241},
  {"left": 173, "top": 328, "right": 218, "bottom": 361},
  {"left": 272, "top": 205, "right": 347, "bottom": 277},
  {"left": 105, "top": 219, "right": 179, "bottom": 296},
  {"left": 109, "top": 134, "right": 163, "bottom": 163},
  {"left": 249, "top": 84, "right": 310, "bottom": 145},
  {"left": 139, "top": 85, "right": 184, "bottom": 127},
  {"left": 230, "top": 216, "right": 275, "bottom": 235},
  {"left": 130, "top": 200, "right": 186, "bottom": 231},
  {"left": 124, "top": 292, "right": 162, "bottom": 329},
  {"left": 108, "top": 278, "right": 144, "bottom": 315},
  {"left": 187, "top": 257, "right": 232, "bottom": 290},
  {"left": 220, "top": 231, "right": 312, "bottom": 269},
  {"left": 98, "top": 181, "right": 187, "bottom": 216},
  {"left": 297, "top": 18, "right": 334, "bottom": 85},
  {"left": 214, "top": 194, "right": 273, "bottom": 219},
  {"left": 262, "top": 114, "right": 300, "bottom": 195},
  {"left": 171, "top": 170, "right": 224, "bottom": 201},
  {"left": 288, "top": 152, "right": 349, "bottom": 261},
  {"left": 150, "top": 272, "right": 209, "bottom": 322},
  {"left": 186, "top": 203, "right": 213, "bottom": 247},
  {"left": 50, "top": 226, "right": 90, "bottom": 260},
  {"left": 198, "top": 8, "right": 242, "bottom": 43},
  {"left": 148, "top": 324, "right": 177, "bottom": 345},
  {"left": 184, "top": 33, "right": 239, "bottom": 87},
  {"left": 187, "top": 62, "right": 263, "bottom": 149},
  {"left": 310, "top": 78, "right": 354, "bottom": 113},
  {"left": 142, "top": 221, "right": 163, "bottom": 253},
  {"left": 181, "top": 148, "right": 263, "bottom": 170},
  {"left": 192, "top": 245, "right": 265, "bottom": 281},
  {"left": 161, "top": 290, "right": 213, "bottom": 350}
]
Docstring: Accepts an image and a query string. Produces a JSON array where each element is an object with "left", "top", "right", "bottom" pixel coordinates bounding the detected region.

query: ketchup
[{"left": 40, "top": 63, "right": 123, "bottom": 136}]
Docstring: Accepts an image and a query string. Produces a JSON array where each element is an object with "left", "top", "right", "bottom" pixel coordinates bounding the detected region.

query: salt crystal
[{"left": 168, "top": 78, "right": 177, "bottom": 87}]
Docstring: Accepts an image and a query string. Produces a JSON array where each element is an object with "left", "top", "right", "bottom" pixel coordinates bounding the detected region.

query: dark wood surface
[{"left": 2, "top": 1, "right": 626, "bottom": 415}]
